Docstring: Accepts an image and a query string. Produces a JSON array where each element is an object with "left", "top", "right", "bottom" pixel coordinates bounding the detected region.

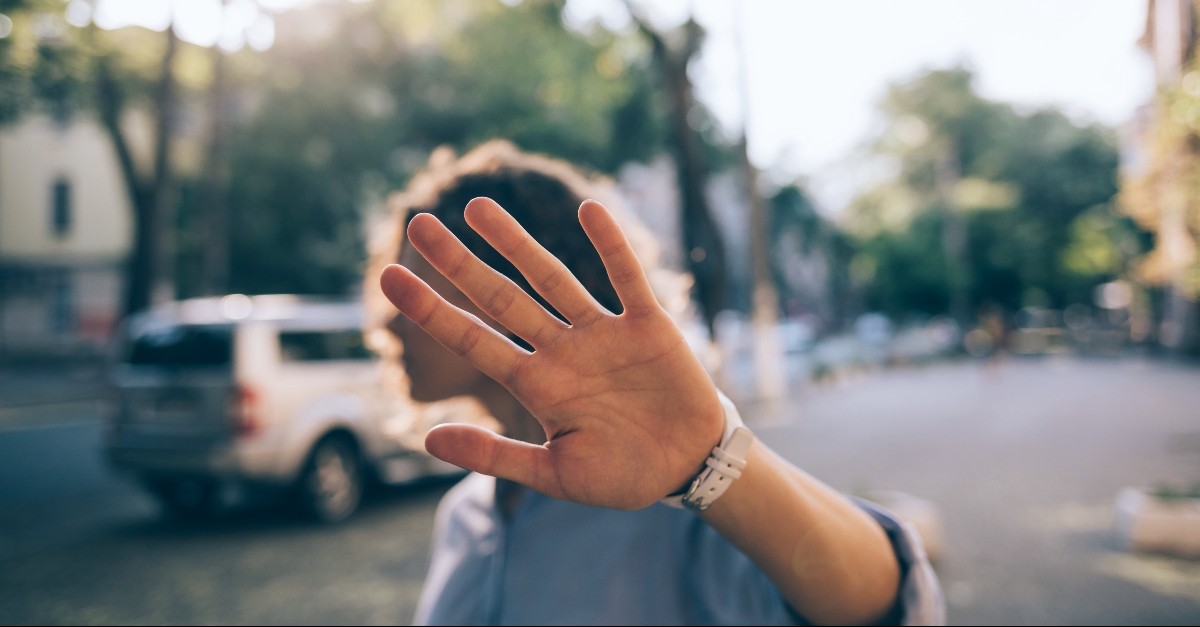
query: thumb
[{"left": 425, "top": 423, "right": 559, "bottom": 497}]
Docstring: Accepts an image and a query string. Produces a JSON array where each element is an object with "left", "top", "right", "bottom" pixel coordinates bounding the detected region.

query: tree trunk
[
  {"left": 96, "top": 25, "right": 179, "bottom": 318},
  {"left": 937, "top": 147, "right": 970, "bottom": 327},
  {"left": 626, "top": 8, "right": 728, "bottom": 339},
  {"left": 147, "top": 25, "right": 179, "bottom": 308},
  {"left": 199, "top": 33, "right": 230, "bottom": 296}
]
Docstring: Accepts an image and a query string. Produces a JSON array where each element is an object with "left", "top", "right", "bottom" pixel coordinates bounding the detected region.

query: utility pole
[{"left": 735, "top": 2, "right": 784, "bottom": 401}]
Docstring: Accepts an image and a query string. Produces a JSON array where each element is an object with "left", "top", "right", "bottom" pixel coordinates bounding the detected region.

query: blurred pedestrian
[
  {"left": 979, "top": 301, "right": 1009, "bottom": 377},
  {"left": 370, "top": 141, "right": 943, "bottom": 625}
]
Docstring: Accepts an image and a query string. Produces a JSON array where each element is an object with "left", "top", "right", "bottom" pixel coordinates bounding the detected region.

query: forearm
[{"left": 699, "top": 441, "right": 901, "bottom": 626}]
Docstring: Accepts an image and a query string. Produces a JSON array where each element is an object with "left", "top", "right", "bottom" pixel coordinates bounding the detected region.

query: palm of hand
[
  {"left": 381, "top": 198, "right": 724, "bottom": 511},
  {"left": 509, "top": 312, "right": 721, "bottom": 509}
]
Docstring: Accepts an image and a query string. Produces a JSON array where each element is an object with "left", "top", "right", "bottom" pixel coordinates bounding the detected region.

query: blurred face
[{"left": 386, "top": 240, "right": 497, "bottom": 403}]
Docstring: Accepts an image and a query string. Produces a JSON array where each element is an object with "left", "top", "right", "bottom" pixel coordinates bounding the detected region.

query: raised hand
[{"left": 379, "top": 197, "right": 724, "bottom": 510}]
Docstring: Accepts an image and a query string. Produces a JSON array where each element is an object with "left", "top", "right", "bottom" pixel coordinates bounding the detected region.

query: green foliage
[
  {"left": 0, "top": 3, "right": 85, "bottom": 124},
  {"left": 396, "top": 0, "right": 658, "bottom": 172},
  {"left": 854, "top": 211, "right": 951, "bottom": 315},
  {"left": 4, "top": 0, "right": 673, "bottom": 299},
  {"left": 771, "top": 184, "right": 824, "bottom": 253},
  {"left": 1062, "top": 205, "right": 1143, "bottom": 279},
  {"left": 846, "top": 66, "right": 1135, "bottom": 319},
  {"left": 172, "top": 0, "right": 672, "bottom": 297},
  {"left": 1151, "top": 482, "right": 1200, "bottom": 502},
  {"left": 0, "top": 3, "right": 201, "bottom": 124},
  {"left": 876, "top": 67, "right": 1012, "bottom": 192},
  {"left": 1121, "top": 59, "right": 1200, "bottom": 302},
  {"left": 769, "top": 183, "right": 848, "bottom": 318}
]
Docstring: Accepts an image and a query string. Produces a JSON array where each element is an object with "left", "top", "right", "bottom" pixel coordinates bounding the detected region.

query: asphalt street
[
  {"left": 746, "top": 355, "right": 1200, "bottom": 625},
  {"left": 0, "top": 356, "right": 1198, "bottom": 625}
]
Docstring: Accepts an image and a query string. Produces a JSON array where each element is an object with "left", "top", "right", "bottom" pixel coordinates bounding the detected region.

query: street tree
[
  {"left": 206, "top": 0, "right": 672, "bottom": 297},
  {"left": 623, "top": 1, "right": 730, "bottom": 339},
  {"left": 1121, "top": 10, "right": 1200, "bottom": 355},
  {"left": 846, "top": 67, "right": 1132, "bottom": 324},
  {"left": 0, "top": 1, "right": 213, "bottom": 317}
]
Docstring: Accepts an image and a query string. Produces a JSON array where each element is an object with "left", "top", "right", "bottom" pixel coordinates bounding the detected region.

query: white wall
[
  {"left": 0, "top": 114, "right": 132, "bottom": 262},
  {"left": 0, "top": 114, "right": 132, "bottom": 356}
]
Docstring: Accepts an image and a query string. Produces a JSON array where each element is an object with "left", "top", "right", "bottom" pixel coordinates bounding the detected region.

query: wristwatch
[{"left": 660, "top": 392, "right": 754, "bottom": 511}]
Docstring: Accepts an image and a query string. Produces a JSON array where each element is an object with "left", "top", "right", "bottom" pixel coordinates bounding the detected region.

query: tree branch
[
  {"left": 94, "top": 55, "right": 143, "bottom": 207},
  {"left": 149, "top": 24, "right": 179, "bottom": 197}
]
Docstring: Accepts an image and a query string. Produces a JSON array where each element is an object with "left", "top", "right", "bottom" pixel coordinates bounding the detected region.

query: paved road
[
  {"left": 0, "top": 420, "right": 452, "bottom": 625},
  {"left": 746, "top": 355, "right": 1200, "bottom": 625},
  {"left": 1, "top": 356, "right": 1198, "bottom": 624}
]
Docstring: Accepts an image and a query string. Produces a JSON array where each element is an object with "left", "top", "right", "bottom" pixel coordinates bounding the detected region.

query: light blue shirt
[{"left": 414, "top": 472, "right": 944, "bottom": 626}]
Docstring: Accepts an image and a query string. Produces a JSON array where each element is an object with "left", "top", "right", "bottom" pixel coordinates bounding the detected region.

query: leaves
[
  {"left": 848, "top": 67, "right": 1134, "bottom": 317},
  {"left": 4, "top": 0, "right": 672, "bottom": 300},
  {"left": 174, "top": 0, "right": 671, "bottom": 297}
]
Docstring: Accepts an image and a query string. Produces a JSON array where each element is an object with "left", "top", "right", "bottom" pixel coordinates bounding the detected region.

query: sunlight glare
[
  {"left": 94, "top": 0, "right": 170, "bottom": 32},
  {"left": 65, "top": 0, "right": 93, "bottom": 28},
  {"left": 92, "top": 0, "right": 283, "bottom": 50},
  {"left": 245, "top": 13, "right": 275, "bottom": 51},
  {"left": 174, "top": 0, "right": 221, "bottom": 47}
]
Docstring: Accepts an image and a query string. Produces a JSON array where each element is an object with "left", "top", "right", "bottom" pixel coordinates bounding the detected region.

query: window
[
  {"left": 51, "top": 177, "right": 71, "bottom": 237},
  {"left": 279, "top": 330, "right": 372, "bottom": 362},
  {"left": 127, "top": 325, "right": 234, "bottom": 368}
]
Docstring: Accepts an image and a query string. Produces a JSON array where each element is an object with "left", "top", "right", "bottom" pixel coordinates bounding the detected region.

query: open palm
[{"left": 379, "top": 198, "right": 725, "bottom": 510}]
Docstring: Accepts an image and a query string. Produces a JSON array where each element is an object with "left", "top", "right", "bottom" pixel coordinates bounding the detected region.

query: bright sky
[
  {"left": 79, "top": 0, "right": 280, "bottom": 50},
  {"left": 567, "top": 0, "right": 1153, "bottom": 210},
  {"left": 87, "top": 0, "right": 1153, "bottom": 210}
]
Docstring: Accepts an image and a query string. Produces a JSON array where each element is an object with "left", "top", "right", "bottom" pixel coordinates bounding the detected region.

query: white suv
[{"left": 104, "top": 294, "right": 461, "bottom": 522}]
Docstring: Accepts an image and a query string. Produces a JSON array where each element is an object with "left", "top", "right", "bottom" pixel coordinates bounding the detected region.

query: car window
[
  {"left": 279, "top": 330, "right": 373, "bottom": 362},
  {"left": 127, "top": 325, "right": 233, "bottom": 368}
]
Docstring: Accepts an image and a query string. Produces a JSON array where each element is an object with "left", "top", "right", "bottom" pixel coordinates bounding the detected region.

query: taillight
[{"left": 229, "top": 385, "right": 262, "bottom": 438}]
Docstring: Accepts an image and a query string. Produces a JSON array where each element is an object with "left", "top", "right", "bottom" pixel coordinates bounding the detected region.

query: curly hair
[{"left": 365, "top": 140, "right": 691, "bottom": 357}]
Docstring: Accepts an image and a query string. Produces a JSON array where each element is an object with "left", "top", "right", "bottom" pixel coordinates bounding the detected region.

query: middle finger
[
  {"left": 407, "top": 213, "right": 567, "bottom": 349},
  {"left": 463, "top": 197, "right": 607, "bottom": 325}
]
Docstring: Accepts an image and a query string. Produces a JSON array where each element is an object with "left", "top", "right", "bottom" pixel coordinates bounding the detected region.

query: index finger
[{"left": 380, "top": 264, "right": 527, "bottom": 388}]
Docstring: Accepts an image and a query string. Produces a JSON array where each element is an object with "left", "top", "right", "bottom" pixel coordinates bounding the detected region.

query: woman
[{"left": 372, "top": 141, "right": 943, "bottom": 625}]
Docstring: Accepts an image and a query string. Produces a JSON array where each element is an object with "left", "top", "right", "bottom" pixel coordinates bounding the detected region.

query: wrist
[{"left": 660, "top": 392, "right": 754, "bottom": 511}]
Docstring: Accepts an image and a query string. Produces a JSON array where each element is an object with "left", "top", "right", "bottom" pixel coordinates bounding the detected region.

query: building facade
[{"left": 0, "top": 114, "right": 131, "bottom": 361}]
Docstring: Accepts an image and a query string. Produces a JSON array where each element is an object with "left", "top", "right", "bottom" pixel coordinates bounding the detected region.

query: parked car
[{"left": 103, "top": 294, "right": 462, "bottom": 523}]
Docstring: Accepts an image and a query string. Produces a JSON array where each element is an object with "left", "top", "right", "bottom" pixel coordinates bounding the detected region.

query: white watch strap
[{"left": 660, "top": 392, "right": 754, "bottom": 511}]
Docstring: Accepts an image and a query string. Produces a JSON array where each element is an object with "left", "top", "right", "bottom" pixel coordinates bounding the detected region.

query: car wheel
[
  {"left": 147, "top": 479, "right": 217, "bottom": 520},
  {"left": 300, "top": 435, "right": 363, "bottom": 523}
]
